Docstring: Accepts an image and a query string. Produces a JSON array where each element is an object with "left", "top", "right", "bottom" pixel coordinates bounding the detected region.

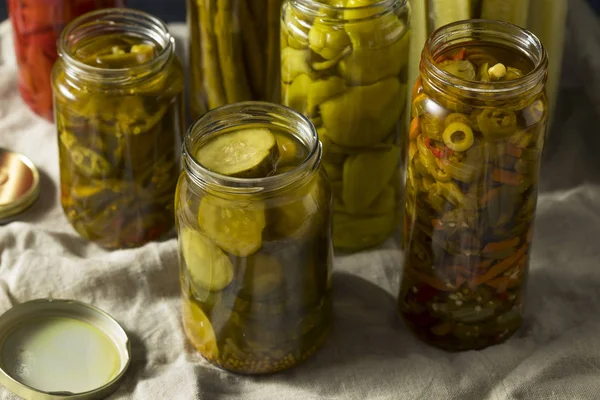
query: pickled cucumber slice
[
  {"left": 180, "top": 227, "right": 234, "bottom": 292},
  {"left": 342, "top": 146, "right": 400, "bottom": 213},
  {"left": 198, "top": 195, "right": 266, "bottom": 257},
  {"left": 428, "top": 0, "right": 471, "bottom": 31},
  {"left": 182, "top": 300, "right": 218, "bottom": 358},
  {"left": 195, "top": 128, "right": 279, "bottom": 178},
  {"left": 481, "top": 0, "right": 529, "bottom": 27}
]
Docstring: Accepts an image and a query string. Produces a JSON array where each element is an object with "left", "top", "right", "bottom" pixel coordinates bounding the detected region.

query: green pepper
[
  {"left": 338, "top": 16, "right": 410, "bottom": 86},
  {"left": 333, "top": 210, "right": 396, "bottom": 250},
  {"left": 281, "top": 47, "right": 315, "bottom": 83},
  {"left": 342, "top": 146, "right": 400, "bottom": 213},
  {"left": 476, "top": 108, "right": 518, "bottom": 140},
  {"left": 320, "top": 77, "right": 405, "bottom": 147},
  {"left": 308, "top": 19, "right": 351, "bottom": 60}
]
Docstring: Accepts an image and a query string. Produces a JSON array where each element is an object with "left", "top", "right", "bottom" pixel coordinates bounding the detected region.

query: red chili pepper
[
  {"left": 424, "top": 137, "right": 454, "bottom": 159},
  {"left": 453, "top": 48, "right": 467, "bottom": 61},
  {"left": 7, "top": 0, "right": 125, "bottom": 121}
]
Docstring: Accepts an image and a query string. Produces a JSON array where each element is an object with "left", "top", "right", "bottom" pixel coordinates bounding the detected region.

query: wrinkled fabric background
[{"left": 1, "top": 0, "right": 600, "bottom": 398}]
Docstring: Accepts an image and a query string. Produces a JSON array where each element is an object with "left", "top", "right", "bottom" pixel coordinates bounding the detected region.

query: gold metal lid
[
  {"left": 0, "top": 148, "right": 40, "bottom": 223},
  {"left": 0, "top": 299, "right": 131, "bottom": 400}
]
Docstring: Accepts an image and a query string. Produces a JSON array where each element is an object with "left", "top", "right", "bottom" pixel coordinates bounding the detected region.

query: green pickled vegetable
[
  {"left": 198, "top": 194, "right": 266, "bottom": 257},
  {"left": 195, "top": 128, "right": 279, "bottom": 178}
]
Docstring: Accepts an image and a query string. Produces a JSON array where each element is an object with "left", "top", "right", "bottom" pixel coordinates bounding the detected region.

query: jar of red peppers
[
  {"left": 398, "top": 20, "right": 548, "bottom": 351},
  {"left": 7, "top": 0, "right": 125, "bottom": 121}
]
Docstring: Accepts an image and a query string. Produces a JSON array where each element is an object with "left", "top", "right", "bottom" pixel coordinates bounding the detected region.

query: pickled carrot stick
[
  {"left": 410, "top": 116, "right": 421, "bottom": 140},
  {"left": 482, "top": 237, "right": 520, "bottom": 253},
  {"left": 453, "top": 48, "right": 467, "bottom": 61},
  {"left": 480, "top": 187, "right": 502, "bottom": 205},
  {"left": 506, "top": 143, "right": 522, "bottom": 157},
  {"left": 492, "top": 168, "right": 524, "bottom": 186},
  {"left": 471, "top": 244, "right": 528, "bottom": 286}
]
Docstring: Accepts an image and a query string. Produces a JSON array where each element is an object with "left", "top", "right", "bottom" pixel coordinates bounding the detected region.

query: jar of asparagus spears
[
  {"left": 398, "top": 20, "right": 548, "bottom": 351},
  {"left": 52, "top": 9, "right": 185, "bottom": 249},
  {"left": 281, "top": 0, "right": 411, "bottom": 251},
  {"left": 176, "top": 102, "right": 333, "bottom": 374},
  {"left": 187, "top": 0, "right": 283, "bottom": 118}
]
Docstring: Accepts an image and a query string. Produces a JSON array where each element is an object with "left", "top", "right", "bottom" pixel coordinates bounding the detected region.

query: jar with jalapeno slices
[
  {"left": 187, "top": 0, "right": 283, "bottom": 119},
  {"left": 176, "top": 102, "right": 333, "bottom": 374},
  {"left": 398, "top": 20, "right": 548, "bottom": 351},
  {"left": 280, "top": 0, "right": 411, "bottom": 252},
  {"left": 52, "top": 9, "right": 185, "bottom": 249}
]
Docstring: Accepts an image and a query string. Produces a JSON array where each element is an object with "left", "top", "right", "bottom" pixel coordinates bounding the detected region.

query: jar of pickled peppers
[
  {"left": 398, "top": 20, "right": 548, "bottom": 351},
  {"left": 281, "top": 0, "right": 411, "bottom": 252},
  {"left": 176, "top": 102, "right": 333, "bottom": 374},
  {"left": 52, "top": 9, "right": 185, "bottom": 249},
  {"left": 187, "top": 0, "right": 283, "bottom": 118},
  {"left": 7, "top": 0, "right": 125, "bottom": 121}
]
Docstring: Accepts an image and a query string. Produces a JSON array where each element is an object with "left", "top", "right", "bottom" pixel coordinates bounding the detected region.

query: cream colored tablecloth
[{"left": 1, "top": 1, "right": 600, "bottom": 398}]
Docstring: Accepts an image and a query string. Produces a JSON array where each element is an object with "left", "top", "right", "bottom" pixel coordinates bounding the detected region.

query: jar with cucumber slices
[
  {"left": 52, "top": 9, "right": 185, "bottom": 249},
  {"left": 176, "top": 102, "right": 332, "bottom": 374},
  {"left": 281, "top": 0, "right": 411, "bottom": 251},
  {"left": 398, "top": 20, "right": 548, "bottom": 351},
  {"left": 187, "top": 0, "right": 283, "bottom": 119}
]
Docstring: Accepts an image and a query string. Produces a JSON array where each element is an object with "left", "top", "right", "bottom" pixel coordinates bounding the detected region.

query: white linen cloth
[{"left": 1, "top": 0, "right": 600, "bottom": 398}]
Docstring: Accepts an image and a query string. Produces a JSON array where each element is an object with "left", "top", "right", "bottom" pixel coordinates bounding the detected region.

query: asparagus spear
[
  {"left": 215, "top": 0, "right": 252, "bottom": 103},
  {"left": 265, "top": 0, "right": 282, "bottom": 102},
  {"left": 188, "top": 0, "right": 207, "bottom": 116},
  {"left": 239, "top": 0, "right": 265, "bottom": 99},
  {"left": 198, "top": 0, "right": 227, "bottom": 109}
]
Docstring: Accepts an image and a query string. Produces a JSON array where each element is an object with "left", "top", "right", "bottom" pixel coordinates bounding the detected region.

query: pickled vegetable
[
  {"left": 179, "top": 127, "right": 332, "bottom": 374},
  {"left": 281, "top": 0, "right": 410, "bottom": 251},
  {"left": 195, "top": 128, "right": 279, "bottom": 178},
  {"left": 188, "top": 0, "right": 283, "bottom": 118},
  {"left": 7, "top": 0, "right": 124, "bottom": 121},
  {"left": 399, "top": 44, "right": 547, "bottom": 351},
  {"left": 54, "top": 26, "right": 184, "bottom": 249}
]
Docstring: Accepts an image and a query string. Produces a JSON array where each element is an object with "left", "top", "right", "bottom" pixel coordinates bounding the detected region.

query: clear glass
[
  {"left": 280, "top": 0, "right": 411, "bottom": 252},
  {"left": 177, "top": 102, "right": 333, "bottom": 374},
  {"left": 398, "top": 20, "right": 548, "bottom": 351},
  {"left": 52, "top": 9, "right": 185, "bottom": 249},
  {"left": 6, "top": 0, "right": 125, "bottom": 121},
  {"left": 407, "top": 0, "right": 565, "bottom": 128},
  {"left": 186, "top": 0, "right": 283, "bottom": 119}
]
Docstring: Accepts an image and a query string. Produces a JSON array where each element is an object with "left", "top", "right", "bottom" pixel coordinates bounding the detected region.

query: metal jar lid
[
  {"left": 0, "top": 148, "right": 40, "bottom": 223},
  {"left": 0, "top": 299, "right": 131, "bottom": 400}
]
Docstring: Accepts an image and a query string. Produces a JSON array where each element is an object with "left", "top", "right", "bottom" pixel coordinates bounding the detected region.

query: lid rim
[
  {"left": 0, "top": 148, "right": 41, "bottom": 221},
  {"left": 0, "top": 299, "right": 131, "bottom": 400}
]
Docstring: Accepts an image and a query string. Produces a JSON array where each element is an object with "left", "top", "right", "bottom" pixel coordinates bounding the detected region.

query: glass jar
[
  {"left": 281, "top": 0, "right": 411, "bottom": 252},
  {"left": 186, "top": 0, "right": 283, "bottom": 119},
  {"left": 398, "top": 20, "right": 548, "bottom": 351},
  {"left": 407, "top": 0, "right": 565, "bottom": 128},
  {"left": 52, "top": 9, "right": 185, "bottom": 249},
  {"left": 176, "top": 102, "right": 333, "bottom": 374},
  {"left": 7, "top": 0, "right": 125, "bottom": 121}
]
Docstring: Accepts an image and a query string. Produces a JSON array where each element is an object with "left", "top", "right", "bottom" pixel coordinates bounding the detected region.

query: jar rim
[
  {"left": 57, "top": 8, "right": 174, "bottom": 85},
  {"left": 422, "top": 19, "right": 548, "bottom": 99},
  {"left": 183, "top": 102, "right": 322, "bottom": 195},
  {"left": 291, "top": 0, "right": 407, "bottom": 21}
]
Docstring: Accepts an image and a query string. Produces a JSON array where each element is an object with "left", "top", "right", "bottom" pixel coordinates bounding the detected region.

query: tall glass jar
[
  {"left": 398, "top": 20, "right": 548, "bottom": 351},
  {"left": 176, "top": 102, "right": 333, "bottom": 374},
  {"left": 7, "top": 0, "right": 125, "bottom": 121},
  {"left": 187, "top": 0, "right": 283, "bottom": 119},
  {"left": 52, "top": 9, "right": 185, "bottom": 249},
  {"left": 281, "top": 0, "right": 411, "bottom": 252}
]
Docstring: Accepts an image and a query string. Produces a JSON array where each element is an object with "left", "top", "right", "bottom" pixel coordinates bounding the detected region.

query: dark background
[
  {"left": 0, "top": 0, "right": 599, "bottom": 23},
  {"left": 0, "top": 1, "right": 188, "bottom": 23}
]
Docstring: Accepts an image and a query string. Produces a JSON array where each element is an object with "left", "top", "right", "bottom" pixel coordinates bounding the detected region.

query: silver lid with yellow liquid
[{"left": 0, "top": 299, "right": 131, "bottom": 399}]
